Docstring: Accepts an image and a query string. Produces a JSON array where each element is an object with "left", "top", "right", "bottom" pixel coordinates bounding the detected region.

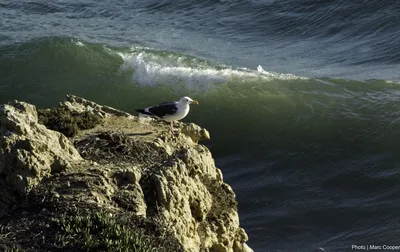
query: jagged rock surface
[
  {"left": 61, "top": 94, "right": 133, "bottom": 118},
  {"left": 0, "top": 100, "right": 82, "bottom": 210},
  {"left": 0, "top": 95, "right": 253, "bottom": 252}
]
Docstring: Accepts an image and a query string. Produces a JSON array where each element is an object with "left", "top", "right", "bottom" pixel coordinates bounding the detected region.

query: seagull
[{"left": 135, "top": 96, "right": 199, "bottom": 133}]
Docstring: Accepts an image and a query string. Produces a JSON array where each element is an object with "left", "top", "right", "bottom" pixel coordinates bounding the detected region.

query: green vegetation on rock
[
  {"left": 56, "top": 212, "right": 161, "bottom": 252},
  {"left": 38, "top": 107, "right": 102, "bottom": 137},
  {"left": 0, "top": 201, "right": 180, "bottom": 252}
]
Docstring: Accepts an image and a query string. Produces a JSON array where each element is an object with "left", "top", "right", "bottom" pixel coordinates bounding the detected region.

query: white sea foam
[
  {"left": 72, "top": 39, "right": 85, "bottom": 47},
  {"left": 384, "top": 80, "right": 400, "bottom": 85},
  {"left": 116, "top": 49, "right": 307, "bottom": 89},
  {"left": 256, "top": 65, "right": 307, "bottom": 80}
]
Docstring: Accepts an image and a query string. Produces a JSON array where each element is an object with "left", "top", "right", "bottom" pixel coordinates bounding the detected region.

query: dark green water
[
  {"left": 2, "top": 38, "right": 400, "bottom": 251},
  {"left": 2, "top": 0, "right": 400, "bottom": 250}
]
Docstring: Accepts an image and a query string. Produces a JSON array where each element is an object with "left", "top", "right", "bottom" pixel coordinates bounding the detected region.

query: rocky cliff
[{"left": 0, "top": 95, "right": 252, "bottom": 252}]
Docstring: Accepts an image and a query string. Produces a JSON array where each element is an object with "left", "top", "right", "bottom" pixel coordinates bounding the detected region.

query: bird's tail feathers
[{"left": 135, "top": 109, "right": 153, "bottom": 116}]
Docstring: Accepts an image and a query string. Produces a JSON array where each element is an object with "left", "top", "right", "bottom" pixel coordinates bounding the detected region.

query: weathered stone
[
  {"left": 61, "top": 94, "right": 133, "bottom": 118},
  {"left": 180, "top": 122, "right": 211, "bottom": 143},
  {"left": 0, "top": 100, "right": 82, "bottom": 211},
  {"left": 0, "top": 95, "right": 252, "bottom": 252},
  {"left": 113, "top": 167, "right": 141, "bottom": 185}
]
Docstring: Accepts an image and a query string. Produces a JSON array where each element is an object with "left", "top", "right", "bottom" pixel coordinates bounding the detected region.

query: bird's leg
[{"left": 170, "top": 121, "right": 178, "bottom": 135}]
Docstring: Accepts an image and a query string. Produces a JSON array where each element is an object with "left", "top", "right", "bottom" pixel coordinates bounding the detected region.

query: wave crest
[{"left": 117, "top": 48, "right": 306, "bottom": 89}]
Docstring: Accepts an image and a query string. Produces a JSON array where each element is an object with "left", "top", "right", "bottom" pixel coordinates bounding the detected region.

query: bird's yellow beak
[{"left": 191, "top": 100, "right": 199, "bottom": 105}]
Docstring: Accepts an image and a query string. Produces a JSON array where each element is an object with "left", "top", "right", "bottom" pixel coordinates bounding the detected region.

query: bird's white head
[{"left": 179, "top": 96, "right": 199, "bottom": 106}]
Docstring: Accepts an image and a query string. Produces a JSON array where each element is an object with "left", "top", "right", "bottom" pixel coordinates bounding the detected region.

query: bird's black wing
[{"left": 148, "top": 102, "right": 178, "bottom": 118}]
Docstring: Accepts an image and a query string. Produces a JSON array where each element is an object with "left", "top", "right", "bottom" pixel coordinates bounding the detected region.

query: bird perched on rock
[{"left": 135, "top": 96, "right": 199, "bottom": 134}]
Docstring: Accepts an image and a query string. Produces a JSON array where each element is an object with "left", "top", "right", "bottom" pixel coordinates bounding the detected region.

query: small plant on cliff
[
  {"left": 38, "top": 107, "right": 101, "bottom": 137},
  {"left": 56, "top": 211, "right": 160, "bottom": 252}
]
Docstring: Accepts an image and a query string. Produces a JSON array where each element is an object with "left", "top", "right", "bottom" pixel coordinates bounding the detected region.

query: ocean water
[{"left": 1, "top": 1, "right": 400, "bottom": 251}]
